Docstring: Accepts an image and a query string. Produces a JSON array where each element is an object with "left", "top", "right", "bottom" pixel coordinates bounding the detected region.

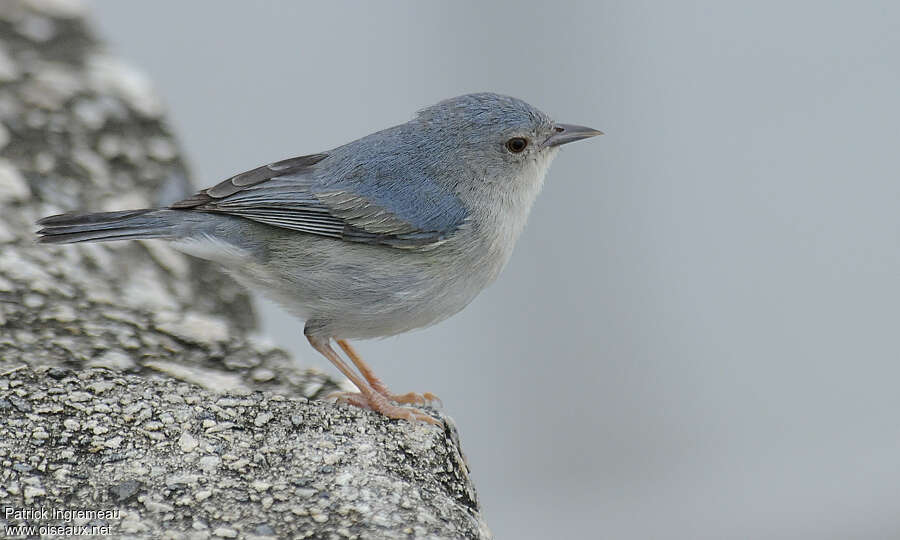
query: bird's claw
[
  {"left": 327, "top": 390, "right": 369, "bottom": 409},
  {"left": 388, "top": 391, "right": 443, "bottom": 408},
  {"left": 327, "top": 391, "right": 441, "bottom": 425}
]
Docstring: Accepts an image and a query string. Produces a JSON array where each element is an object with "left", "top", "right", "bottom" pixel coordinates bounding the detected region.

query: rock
[
  {"left": 0, "top": 1, "right": 488, "bottom": 538},
  {"left": 253, "top": 412, "right": 273, "bottom": 427},
  {"left": 0, "top": 367, "right": 487, "bottom": 539},
  {"left": 109, "top": 479, "right": 143, "bottom": 503},
  {"left": 9, "top": 395, "right": 32, "bottom": 412},
  {"left": 0, "top": 123, "right": 9, "bottom": 150},
  {"left": 86, "top": 54, "right": 164, "bottom": 118},
  {"left": 178, "top": 432, "right": 198, "bottom": 453},
  {"left": 104, "top": 435, "right": 123, "bottom": 448},
  {"left": 212, "top": 527, "right": 238, "bottom": 539},
  {"left": 0, "top": 159, "right": 29, "bottom": 202},
  {"left": 154, "top": 311, "right": 230, "bottom": 345},
  {"left": 23, "top": 0, "right": 88, "bottom": 19},
  {"left": 86, "top": 350, "right": 136, "bottom": 371},
  {"left": 17, "top": 13, "right": 56, "bottom": 42},
  {"left": 0, "top": 43, "right": 19, "bottom": 81}
]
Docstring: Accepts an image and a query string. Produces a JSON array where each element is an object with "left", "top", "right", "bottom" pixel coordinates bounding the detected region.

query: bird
[{"left": 37, "top": 93, "right": 602, "bottom": 424}]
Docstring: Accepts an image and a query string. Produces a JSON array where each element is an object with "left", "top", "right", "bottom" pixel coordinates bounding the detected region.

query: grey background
[{"left": 91, "top": 1, "right": 900, "bottom": 538}]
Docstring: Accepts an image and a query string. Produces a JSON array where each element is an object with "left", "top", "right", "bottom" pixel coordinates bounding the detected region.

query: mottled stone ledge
[
  {"left": 0, "top": 1, "right": 489, "bottom": 538},
  {"left": 0, "top": 367, "right": 486, "bottom": 539}
]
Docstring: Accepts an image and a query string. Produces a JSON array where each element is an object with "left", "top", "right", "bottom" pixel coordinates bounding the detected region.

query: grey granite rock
[
  {"left": 0, "top": 1, "right": 490, "bottom": 538},
  {"left": 0, "top": 367, "right": 487, "bottom": 539}
]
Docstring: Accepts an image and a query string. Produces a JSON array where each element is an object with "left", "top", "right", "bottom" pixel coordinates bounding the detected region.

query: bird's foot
[
  {"left": 328, "top": 391, "right": 441, "bottom": 425},
  {"left": 385, "top": 391, "right": 443, "bottom": 408},
  {"left": 331, "top": 339, "right": 442, "bottom": 408},
  {"left": 364, "top": 379, "right": 441, "bottom": 407}
]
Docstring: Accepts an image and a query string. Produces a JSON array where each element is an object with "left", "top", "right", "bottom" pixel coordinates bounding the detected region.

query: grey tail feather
[{"left": 36, "top": 209, "right": 179, "bottom": 244}]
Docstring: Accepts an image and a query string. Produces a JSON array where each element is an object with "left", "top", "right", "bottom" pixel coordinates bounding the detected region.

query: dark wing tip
[
  {"left": 36, "top": 214, "right": 65, "bottom": 226},
  {"left": 269, "top": 153, "right": 328, "bottom": 171},
  {"left": 37, "top": 209, "right": 153, "bottom": 226},
  {"left": 169, "top": 193, "right": 212, "bottom": 209},
  {"left": 170, "top": 153, "right": 328, "bottom": 209},
  {"left": 36, "top": 212, "right": 94, "bottom": 226}
]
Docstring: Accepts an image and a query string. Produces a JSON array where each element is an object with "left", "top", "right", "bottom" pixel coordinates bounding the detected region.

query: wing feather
[{"left": 170, "top": 153, "right": 465, "bottom": 249}]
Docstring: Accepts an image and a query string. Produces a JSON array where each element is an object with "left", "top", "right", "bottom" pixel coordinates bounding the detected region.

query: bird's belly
[
  {"left": 232, "top": 234, "right": 501, "bottom": 339},
  {"left": 244, "top": 268, "right": 483, "bottom": 339}
]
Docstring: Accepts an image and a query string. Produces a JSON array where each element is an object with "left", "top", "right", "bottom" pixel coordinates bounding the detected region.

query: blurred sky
[{"left": 92, "top": 2, "right": 900, "bottom": 538}]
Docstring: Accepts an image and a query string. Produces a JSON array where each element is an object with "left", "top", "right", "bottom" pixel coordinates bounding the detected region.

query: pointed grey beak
[{"left": 544, "top": 123, "right": 604, "bottom": 147}]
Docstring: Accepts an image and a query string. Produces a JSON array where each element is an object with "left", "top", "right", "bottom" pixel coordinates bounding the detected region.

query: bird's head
[{"left": 415, "top": 92, "right": 602, "bottom": 216}]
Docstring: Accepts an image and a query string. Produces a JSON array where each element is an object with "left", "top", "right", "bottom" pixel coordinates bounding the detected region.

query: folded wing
[{"left": 171, "top": 153, "right": 467, "bottom": 249}]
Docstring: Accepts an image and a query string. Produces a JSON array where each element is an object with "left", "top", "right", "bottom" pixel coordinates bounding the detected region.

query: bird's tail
[{"left": 36, "top": 209, "right": 183, "bottom": 244}]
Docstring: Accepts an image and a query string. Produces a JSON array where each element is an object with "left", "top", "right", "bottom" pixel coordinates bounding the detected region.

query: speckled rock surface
[
  {"left": 0, "top": 367, "right": 485, "bottom": 539},
  {"left": 0, "top": 1, "right": 490, "bottom": 538}
]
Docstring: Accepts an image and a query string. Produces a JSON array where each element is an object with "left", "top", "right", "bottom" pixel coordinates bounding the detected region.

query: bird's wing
[{"left": 170, "top": 153, "right": 467, "bottom": 249}]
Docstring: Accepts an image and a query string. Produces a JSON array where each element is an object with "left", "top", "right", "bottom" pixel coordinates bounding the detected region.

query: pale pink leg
[
  {"left": 336, "top": 339, "right": 441, "bottom": 407},
  {"left": 306, "top": 335, "right": 439, "bottom": 425}
]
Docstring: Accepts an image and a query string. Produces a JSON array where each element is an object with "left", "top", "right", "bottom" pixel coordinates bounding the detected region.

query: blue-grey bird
[{"left": 37, "top": 93, "right": 602, "bottom": 424}]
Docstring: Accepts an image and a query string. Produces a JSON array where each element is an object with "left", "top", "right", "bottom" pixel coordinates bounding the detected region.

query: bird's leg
[
  {"left": 335, "top": 339, "right": 441, "bottom": 407},
  {"left": 306, "top": 335, "right": 439, "bottom": 425}
]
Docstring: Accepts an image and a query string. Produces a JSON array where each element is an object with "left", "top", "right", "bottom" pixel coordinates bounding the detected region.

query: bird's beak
[{"left": 544, "top": 123, "right": 604, "bottom": 147}]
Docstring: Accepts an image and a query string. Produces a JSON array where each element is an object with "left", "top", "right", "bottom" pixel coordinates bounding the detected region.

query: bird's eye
[{"left": 505, "top": 137, "right": 528, "bottom": 153}]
